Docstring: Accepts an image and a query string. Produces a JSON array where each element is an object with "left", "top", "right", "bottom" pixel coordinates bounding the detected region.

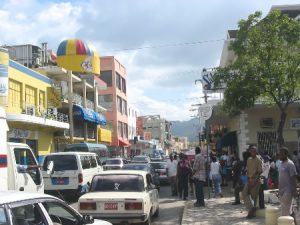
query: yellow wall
[
  {"left": 6, "top": 64, "right": 51, "bottom": 114},
  {"left": 38, "top": 130, "right": 53, "bottom": 155}
]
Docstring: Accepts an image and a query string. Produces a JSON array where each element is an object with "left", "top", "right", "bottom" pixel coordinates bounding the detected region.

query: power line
[{"left": 103, "top": 38, "right": 225, "bottom": 53}]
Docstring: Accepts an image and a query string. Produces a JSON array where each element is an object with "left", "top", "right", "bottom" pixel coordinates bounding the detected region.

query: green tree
[{"left": 214, "top": 10, "right": 300, "bottom": 147}]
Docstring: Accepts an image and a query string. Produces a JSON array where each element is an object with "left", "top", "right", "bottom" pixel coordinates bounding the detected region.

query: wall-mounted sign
[
  {"left": 98, "top": 128, "right": 112, "bottom": 143},
  {"left": 290, "top": 118, "right": 300, "bottom": 129},
  {"left": 144, "top": 132, "right": 152, "bottom": 141},
  {"left": 198, "top": 104, "right": 212, "bottom": 121},
  {"left": 8, "top": 129, "right": 34, "bottom": 139},
  {"left": 201, "top": 69, "right": 226, "bottom": 93}
]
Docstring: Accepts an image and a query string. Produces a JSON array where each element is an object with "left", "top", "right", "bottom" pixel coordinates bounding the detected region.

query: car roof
[
  {"left": 45, "top": 152, "right": 97, "bottom": 156},
  {"left": 0, "top": 191, "right": 58, "bottom": 205}
]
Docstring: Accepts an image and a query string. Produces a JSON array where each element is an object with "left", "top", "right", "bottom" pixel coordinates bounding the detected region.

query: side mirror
[
  {"left": 47, "top": 161, "right": 54, "bottom": 175},
  {"left": 82, "top": 215, "right": 94, "bottom": 224}
]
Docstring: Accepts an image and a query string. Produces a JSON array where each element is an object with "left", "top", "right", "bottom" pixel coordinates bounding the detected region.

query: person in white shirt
[
  {"left": 210, "top": 156, "right": 223, "bottom": 198},
  {"left": 166, "top": 154, "right": 178, "bottom": 196}
]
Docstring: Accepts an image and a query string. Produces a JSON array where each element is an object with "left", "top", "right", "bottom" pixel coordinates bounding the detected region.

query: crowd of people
[{"left": 166, "top": 145, "right": 299, "bottom": 223}]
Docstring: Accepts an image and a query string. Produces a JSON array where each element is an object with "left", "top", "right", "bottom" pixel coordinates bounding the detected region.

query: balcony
[{"left": 6, "top": 104, "right": 69, "bottom": 130}]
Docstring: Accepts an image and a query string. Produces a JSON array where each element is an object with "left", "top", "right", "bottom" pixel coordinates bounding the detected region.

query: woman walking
[{"left": 210, "top": 156, "right": 223, "bottom": 198}]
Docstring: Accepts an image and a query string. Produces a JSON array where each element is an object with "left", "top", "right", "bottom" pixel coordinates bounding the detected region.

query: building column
[
  {"left": 82, "top": 79, "right": 87, "bottom": 141},
  {"left": 68, "top": 70, "right": 74, "bottom": 142},
  {"left": 93, "top": 79, "right": 99, "bottom": 143}
]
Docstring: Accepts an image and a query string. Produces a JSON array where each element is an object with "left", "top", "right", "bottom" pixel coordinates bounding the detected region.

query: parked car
[
  {"left": 0, "top": 191, "right": 112, "bottom": 225},
  {"left": 79, "top": 170, "right": 159, "bottom": 225},
  {"left": 150, "top": 162, "right": 168, "bottom": 183},
  {"left": 122, "top": 163, "right": 160, "bottom": 190},
  {"left": 131, "top": 155, "right": 151, "bottom": 163},
  {"left": 103, "top": 158, "right": 127, "bottom": 170},
  {"left": 42, "top": 152, "right": 102, "bottom": 197}
]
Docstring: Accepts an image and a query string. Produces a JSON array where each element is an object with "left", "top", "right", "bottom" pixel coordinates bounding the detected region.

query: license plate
[
  {"left": 52, "top": 177, "right": 69, "bottom": 185},
  {"left": 104, "top": 202, "right": 118, "bottom": 210}
]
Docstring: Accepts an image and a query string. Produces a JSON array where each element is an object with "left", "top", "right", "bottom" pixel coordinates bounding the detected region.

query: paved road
[
  {"left": 68, "top": 184, "right": 185, "bottom": 225},
  {"left": 152, "top": 184, "right": 185, "bottom": 225}
]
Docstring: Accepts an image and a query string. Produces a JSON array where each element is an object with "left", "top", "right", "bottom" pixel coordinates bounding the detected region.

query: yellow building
[{"left": 5, "top": 58, "right": 69, "bottom": 163}]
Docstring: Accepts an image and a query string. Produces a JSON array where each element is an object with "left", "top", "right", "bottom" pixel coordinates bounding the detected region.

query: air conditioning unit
[
  {"left": 26, "top": 106, "right": 35, "bottom": 116},
  {"left": 260, "top": 118, "right": 273, "bottom": 128}
]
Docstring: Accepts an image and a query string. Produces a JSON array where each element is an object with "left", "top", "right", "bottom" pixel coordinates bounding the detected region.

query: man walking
[
  {"left": 166, "top": 154, "right": 178, "bottom": 196},
  {"left": 242, "top": 145, "right": 262, "bottom": 219},
  {"left": 193, "top": 146, "right": 206, "bottom": 207},
  {"left": 278, "top": 147, "right": 297, "bottom": 224}
]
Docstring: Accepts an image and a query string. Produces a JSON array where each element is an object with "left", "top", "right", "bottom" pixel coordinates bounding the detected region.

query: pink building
[{"left": 99, "top": 56, "right": 130, "bottom": 157}]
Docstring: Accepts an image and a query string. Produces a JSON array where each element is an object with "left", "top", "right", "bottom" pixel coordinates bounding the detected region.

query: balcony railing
[{"left": 22, "top": 104, "right": 68, "bottom": 123}]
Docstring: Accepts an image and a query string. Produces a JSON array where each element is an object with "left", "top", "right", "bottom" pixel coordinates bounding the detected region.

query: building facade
[{"left": 99, "top": 56, "right": 130, "bottom": 157}]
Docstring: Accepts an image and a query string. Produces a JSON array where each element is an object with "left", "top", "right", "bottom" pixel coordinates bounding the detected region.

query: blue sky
[{"left": 1, "top": 0, "right": 299, "bottom": 120}]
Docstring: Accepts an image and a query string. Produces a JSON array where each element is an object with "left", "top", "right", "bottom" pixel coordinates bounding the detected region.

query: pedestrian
[
  {"left": 193, "top": 147, "right": 206, "bottom": 207},
  {"left": 292, "top": 150, "right": 300, "bottom": 180},
  {"left": 210, "top": 156, "right": 223, "bottom": 198},
  {"left": 189, "top": 159, "right": 195, "bottom": 194},
  {"left": 220, "top": 151, "right": 228, "bottom": 186},
  {"left": 278, "top": 147, "right": 298, "bottom": 224},
  {"left": 232, "top": 151, "right": 251, "bottom": 205},
  {"left": 166, "top": 154, "right": 178, "bottom": 196},
  {"left": 177, "top": 153, "right": 192, "bottom": 200},
  {"left": 258, "top": 152, "right": 271, "bottom": 209},
  {"left": 242, "top": 145, "right": 262, "bottom": 219},
  {"left": 232, "top": 155, "right": 243, "bottom": 191}
]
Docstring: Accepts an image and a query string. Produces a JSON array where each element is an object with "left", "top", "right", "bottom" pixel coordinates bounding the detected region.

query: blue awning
[{"left": 73, "top": 104, "right": 106, "bottom": 125}]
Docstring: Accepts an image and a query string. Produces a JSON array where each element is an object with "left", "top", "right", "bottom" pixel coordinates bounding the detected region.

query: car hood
[{"left": 80, "top": 191, "right": 147, "bottom": 201}]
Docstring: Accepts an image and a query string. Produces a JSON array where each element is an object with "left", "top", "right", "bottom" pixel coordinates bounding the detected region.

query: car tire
[{"left": 153, "top": 206, "right": 159, "bottom": 217}]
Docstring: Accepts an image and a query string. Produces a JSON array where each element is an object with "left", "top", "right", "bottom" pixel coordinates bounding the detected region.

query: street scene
[{"left": 0, "top": 0, "right": 300, "bottom": 225}]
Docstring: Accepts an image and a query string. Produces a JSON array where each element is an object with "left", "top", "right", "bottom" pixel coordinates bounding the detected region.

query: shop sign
[
  {"left": 8, "top": 129, "right": 31, "bottom": 139},
  {"left": 198, "top": 104, "right": 212, "bottom": 121},
  {"left": 290, "top": 118, "right": 300, "bottom": 129},
  {"left": 144, "top": 132, "right": 152, "bottom": 141},
  {"left": 98, "top": 128, "right": 112, "bottom": 143}
]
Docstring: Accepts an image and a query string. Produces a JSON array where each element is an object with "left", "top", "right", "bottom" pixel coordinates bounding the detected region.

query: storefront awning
[
  {"left": 73, "top": 104, "right": 106, "bottom": 125},
  {"left": 118, "top": 139, "right": 131, "bottom": 147}
]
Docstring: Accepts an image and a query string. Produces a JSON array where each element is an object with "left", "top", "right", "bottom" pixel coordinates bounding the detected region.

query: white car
[
  {"left": 0, "top": 191, "right": 112, "bottom": 225},
  {"left": 79, "top": 170, "right": 159, "bottom": 225}
]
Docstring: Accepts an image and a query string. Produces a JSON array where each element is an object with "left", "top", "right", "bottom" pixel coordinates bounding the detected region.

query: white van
[{"left": 41, "top": 152, "right": 102, "bottom": 197}]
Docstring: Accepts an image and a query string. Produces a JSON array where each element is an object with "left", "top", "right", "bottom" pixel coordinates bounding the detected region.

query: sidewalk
[{"left": 181, "top": 186, "right": 300, "bottom": 225}]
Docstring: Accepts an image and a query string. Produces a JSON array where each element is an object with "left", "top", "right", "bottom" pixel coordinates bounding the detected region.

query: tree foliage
[{"left": 214, "top": 10, "right": 300, "bottom": 146}]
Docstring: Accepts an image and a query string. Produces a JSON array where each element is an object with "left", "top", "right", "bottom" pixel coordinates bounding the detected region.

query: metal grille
[{"left": 257, "top": 131, "right": 278, "bottom": 155}]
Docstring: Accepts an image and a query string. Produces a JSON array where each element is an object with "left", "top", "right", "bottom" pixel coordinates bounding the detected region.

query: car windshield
[
  {"left": 43, "top": 155, "right": 78, "bottom": 171},
  {"left": 105, "top": 159, "right": 121, "bottom": 165},
  {"left": 151, "top": 163, "right": 166, "bottom": 169},
  {"left": 122, "top": 164, "right": 147, "bottom": 171},
  {"left": 90, "top": 174, "right": 144, "bottom": 192}
]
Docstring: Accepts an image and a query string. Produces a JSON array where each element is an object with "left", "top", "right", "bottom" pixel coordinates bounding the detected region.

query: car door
[{"left": 13, "top": 147, "right": 43, "bottom": 193}]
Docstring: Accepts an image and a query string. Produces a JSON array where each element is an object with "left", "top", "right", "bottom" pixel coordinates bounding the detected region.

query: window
[
  {"left": 121, "top": 77, "right": 126, "bottom": 94},
  {"left": 9, "top": 79, "right": 22, "bottom": 109},
  {"left": 100, "top": 71, "right": 112, "bottom": 87},
  {"left": 42, "top": 201, "right": 80, "bottom": 225},
  {"left": 14, "top": 148, "right": 42, "bottom": 185},
  {"left": 123, "top": 123, "right": 128, "bottom": 138},
  {"left": 116, "top": 72, "right": 121, "bottom": 90},
  {"left": 11, "top": 204, "right": 46, "bottom": 225},
  {"left": 118, "top": 121, "right": 123, "bottom": 137},
  {"left": 117, "top": 96, "right": 122, "bottom": 113},
  {"left": 98, "top": 94, "right": 113, "bottom": 111},
  {"left": 39, "top": 91, "right": 45, "bottom": 108},
  {"left": 0, "top": 207, "right": 7, "bottom": 225},
  {"left": 122, "top": 99, "right": 127, "bottom": 115},
  {"left": 80, "top": 156, "right": 91, "bottom": 169},
  {"left": 25, "top": 85, "right": 36, "bottom": 107},
  {"left": 43, "top": 155, "right": 78, "bottom": 171},
  {"left": 90, "top": 156, "right": 97, "bottom": 168},
  {"left": 90, "top": 174, "right": 144, "bottom": 192}
]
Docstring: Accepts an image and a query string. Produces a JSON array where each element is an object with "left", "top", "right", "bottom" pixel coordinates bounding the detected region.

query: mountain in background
[{"left": 171, "top": 118, "right": 201, "bottom": 142}]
